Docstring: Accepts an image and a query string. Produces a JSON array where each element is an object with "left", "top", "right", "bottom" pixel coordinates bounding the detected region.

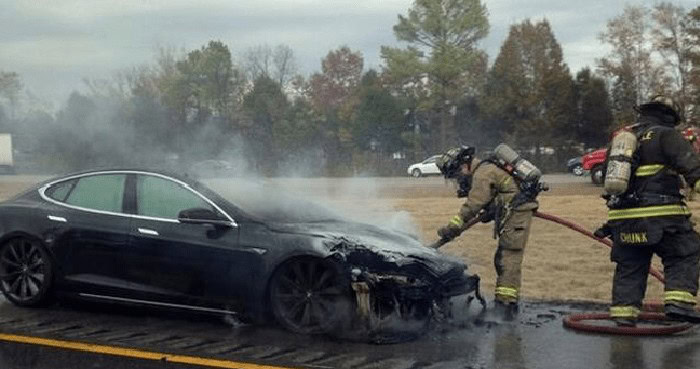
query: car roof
[{"left": 38, "top": 168, "right": 196, "bottom": 187}]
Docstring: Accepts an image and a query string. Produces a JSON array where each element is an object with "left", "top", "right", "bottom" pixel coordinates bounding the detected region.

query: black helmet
[
  {"left": 436, "top": 146, "right": 475, "bottom": 179},
  {"left": 637, "top": 95, "right": 681, "bottom": 125}
]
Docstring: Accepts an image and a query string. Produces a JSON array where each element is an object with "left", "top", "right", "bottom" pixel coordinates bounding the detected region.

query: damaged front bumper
[{"left": 349, "top": 268, "right": 485, "bottom": 332}]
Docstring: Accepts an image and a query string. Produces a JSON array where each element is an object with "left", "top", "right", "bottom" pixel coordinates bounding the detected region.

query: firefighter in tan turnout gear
[
  {"left": 434, "top": 145, "right": 545, "bottom": 317},
  {"left": 598, "top": 95, "right": 700, "bottom": 326}
]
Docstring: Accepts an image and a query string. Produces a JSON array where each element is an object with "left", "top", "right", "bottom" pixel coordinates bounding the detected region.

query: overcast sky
[{"left": 1, "top": 0, "right": 697, "bottom": 109}]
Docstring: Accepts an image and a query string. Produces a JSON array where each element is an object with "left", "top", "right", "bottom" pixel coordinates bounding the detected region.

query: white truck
[{"left": 0, "top": 134, "right": 14, "bottom": 174}]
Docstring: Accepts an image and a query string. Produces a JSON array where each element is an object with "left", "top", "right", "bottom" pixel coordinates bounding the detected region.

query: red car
[
  {"left": 583, "top": 126, "right": 700, "bottom": 185},
  {"left": 582, "top": 148, "right": 608, "bottom": 185}
]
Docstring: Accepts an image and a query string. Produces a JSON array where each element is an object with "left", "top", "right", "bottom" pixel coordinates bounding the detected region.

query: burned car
[{"left": 0, "top": 169, "right": 481, "bottom": 338}]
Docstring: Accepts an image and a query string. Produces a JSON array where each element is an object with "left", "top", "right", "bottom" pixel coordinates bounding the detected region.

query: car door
[
  {"left": 42, "top": 173, "right": 132, "bottom": 296},
  {"left": 423, "top": 156, "right": 440, "bottom": 174},
  {"left": 124, "top": 173, "right": 246, "bottom": 311}
]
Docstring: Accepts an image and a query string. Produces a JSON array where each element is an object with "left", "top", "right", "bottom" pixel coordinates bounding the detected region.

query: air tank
[
  {"left": 604, "top": 130, "right": 637, "bottom": 195},
  {"left": 493, "top": 144, "right": 541, "bottom": 182}
]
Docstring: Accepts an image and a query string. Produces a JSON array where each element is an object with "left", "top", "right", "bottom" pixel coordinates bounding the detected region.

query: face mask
[{"left": 456, "top": 173, "right": 473, "bottom": 198}]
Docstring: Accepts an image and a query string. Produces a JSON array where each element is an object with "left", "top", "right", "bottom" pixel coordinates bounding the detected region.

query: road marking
[{"left": 0, "top": 333, "right": 294, "bottom": 369}]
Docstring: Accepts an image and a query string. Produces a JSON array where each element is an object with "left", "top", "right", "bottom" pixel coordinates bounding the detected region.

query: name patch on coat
[{"left": 620, "top": 232, "right": 649, "bottom": 244}]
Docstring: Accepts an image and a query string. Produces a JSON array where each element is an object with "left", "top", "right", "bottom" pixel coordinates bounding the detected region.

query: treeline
[{"left": 1, "top": 1, "right": 699, "bottom": 175}]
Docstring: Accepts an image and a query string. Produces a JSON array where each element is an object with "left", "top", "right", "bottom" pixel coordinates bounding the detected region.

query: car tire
[
  {"left": 0, "top": 237, "right": 54, "bottom": 307},
  {"left": 591, "top": 165, "right": 604, "bottom": 186},
  {"left": 411, "top": 169, "right": 422, "bottom": 178},
  {"left": 572, "top": 164, "right": 584, "bottom": 176},
  {"left": 269, "top": 257, "right": 352, "bottom": 335}
]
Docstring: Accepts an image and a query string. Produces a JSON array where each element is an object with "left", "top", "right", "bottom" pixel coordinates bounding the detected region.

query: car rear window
[{"left": 64, "top": 174, "right": 126, "bottom": 213}]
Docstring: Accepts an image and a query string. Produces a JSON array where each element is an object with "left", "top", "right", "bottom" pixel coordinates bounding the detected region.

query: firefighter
[
  {"left": 600, "top": 95, "right": 700, "bottom": 326},
  {"left": 435, "top": 145, "right": 541, "bottom": 318}
]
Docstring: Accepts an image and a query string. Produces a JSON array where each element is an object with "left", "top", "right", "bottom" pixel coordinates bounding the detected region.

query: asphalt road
[
  {"left": 6, "top": 173, "right": 695, "bottom": 369},
  {"left": 0, "top": 296, "right": 697, "bottom": 369}
]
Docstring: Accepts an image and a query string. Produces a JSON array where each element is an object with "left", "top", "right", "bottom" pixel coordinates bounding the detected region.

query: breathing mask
[{"left": 436, "top": 146, "right": 475, "bottom": 198}]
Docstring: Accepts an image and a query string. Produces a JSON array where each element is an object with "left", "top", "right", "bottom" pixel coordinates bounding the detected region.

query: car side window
[
  {"left": 64, "top": 175, "right": 126, "bottom": 213},
  {"left": 45, "top": 179, "right": 77, "bottom": 202},
  {"left": 136, "top": 175, "right": 214, "bottom": 219}
]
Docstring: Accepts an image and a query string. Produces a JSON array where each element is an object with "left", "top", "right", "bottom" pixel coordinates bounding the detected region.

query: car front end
[{"left": 282, "top": 221, "right": 484, "bottom": 337}]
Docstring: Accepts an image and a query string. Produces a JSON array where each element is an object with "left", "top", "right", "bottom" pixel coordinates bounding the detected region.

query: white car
[{"left": 407, "top": 155, "right": 442, "bottom": 177}]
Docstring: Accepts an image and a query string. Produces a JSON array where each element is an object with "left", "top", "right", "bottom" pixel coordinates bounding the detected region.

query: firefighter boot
[
  {"left": 665, "top": 303, "right": 700, "bottom": 324},
  {"left": 493, "top": 300, "right": 518, "bottom": 321}
]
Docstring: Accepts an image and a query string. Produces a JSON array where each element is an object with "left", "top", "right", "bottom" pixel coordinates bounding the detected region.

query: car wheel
[
  {"left": 591, "top": 165, "right": 604, "bottom": 186},
  {"left": 411, "top": 169, "right": 422, "bottom": 178},
  {"left": 572, "top": 164, "right": 584, "bottom": 176},
  {"left": 0, "top": 238, "right": 54, "bottom": 307},
  {"left": 270, "top": 257, "right": 352, "bottom": 335}
]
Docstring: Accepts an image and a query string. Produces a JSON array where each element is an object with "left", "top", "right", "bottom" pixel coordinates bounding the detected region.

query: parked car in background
[
  {"left": 407, "top": 155, "right": 441, "bottom": 177},
  {"left": 566, "top": 156, "right": 583, "bottom": 176},
  {"left": 582, "top": 148, "right": 607, "bottom": 185},
  {"left": 584, "top": 127, "right": 700, "bottom": 186}
]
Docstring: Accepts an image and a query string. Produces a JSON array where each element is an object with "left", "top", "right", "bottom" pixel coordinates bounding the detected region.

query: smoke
[
  {"left": 9, "top": 80, "right": 420, "bottom": 237},
  {"left": 205, "top": 176, "right": 420, "bottom": 239}
]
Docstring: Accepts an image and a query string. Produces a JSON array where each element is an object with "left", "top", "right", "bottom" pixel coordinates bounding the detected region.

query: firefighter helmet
[
  {"left": 637, "top": 95, "right": 681, "bottom": 125},
  {"left": 436, "top": 146, "right": 475, "bottom": 179}
]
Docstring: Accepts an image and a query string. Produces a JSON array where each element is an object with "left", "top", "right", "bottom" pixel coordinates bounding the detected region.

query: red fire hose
[
  {"left": 533, "top": 211, "right": 665, "bottom": 282},
  {"left": 534, "top": 211, "right": 697, "bottom": 335}
]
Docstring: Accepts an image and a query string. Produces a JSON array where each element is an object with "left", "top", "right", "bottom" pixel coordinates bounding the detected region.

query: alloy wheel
[
  {"left": 0, "top": 239, "right": 48, "bottom": 303},
  {"left": 270, "top": 258, "right": 349, "bottom": 334}
]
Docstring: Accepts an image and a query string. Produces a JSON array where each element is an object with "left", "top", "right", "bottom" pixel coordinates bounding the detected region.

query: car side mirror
[{"left": 178, "top": 208, "right": 234, "bottom": 227}]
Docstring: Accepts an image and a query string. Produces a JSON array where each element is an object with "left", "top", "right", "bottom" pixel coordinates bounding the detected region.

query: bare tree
[
  {"left": 242, "top": 44, "right": 298, "bottom": 88},
  {"left": 651, "top": 2, "right": 694, "bottom": 119},
  {"left": 597, "top": 5, "right": 667, "bottom": 123}
]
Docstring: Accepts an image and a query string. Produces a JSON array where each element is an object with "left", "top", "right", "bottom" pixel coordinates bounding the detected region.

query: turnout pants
[
  {"left": 610, "top": 218, "right": 700, "bottom": 319},
  {"left": 494, "top": 209, "right": 533, "bottom": 303}
]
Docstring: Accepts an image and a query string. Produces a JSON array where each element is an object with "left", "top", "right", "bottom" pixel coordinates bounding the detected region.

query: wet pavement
[{"left": 0, "top": 295, "right": 697, "bottom": 369}]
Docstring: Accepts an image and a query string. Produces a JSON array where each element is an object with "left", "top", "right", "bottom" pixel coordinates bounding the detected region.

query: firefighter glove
[
  {"left": 438, "top": 216, "right": 464, "bottom": 241},
  {"left": 594, "top": 223, "right": 612, "bottom": 239}
]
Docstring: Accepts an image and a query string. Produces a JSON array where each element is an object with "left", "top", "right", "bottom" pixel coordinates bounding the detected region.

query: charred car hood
[{"left": 268, "top": 220, "right": 467, "bottom": 279}]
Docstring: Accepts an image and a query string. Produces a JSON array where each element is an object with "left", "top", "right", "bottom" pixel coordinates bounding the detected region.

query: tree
[
  {"left": 242, "top": 44, "right": 298, "bottom": 88},
  {"left": 381, "top": 0, "right": 489, "bottom": 150},
  {"left": 308, "top": 46, "right": 365, "bottom": 174},
  {"left": 574, "top": 68, "right": 614, "bottom": 148},
  {"left": 0, "top": 71, "right": 23, "bottom": 119},
  {"left": 350, "top": 70, "right": 405, "bottom": 154},
  {"left": 651, "top": 2, "right": 695, "bottom": 120},
  {"left": 597, "top": 5, "right": 667, "bottom": 123},
  {"left": 309, "top": 46, "right": 364, "bottom": 112},
  {"left": 687, "top": 6, "right": 700, "bottom": 122},
  {"left": 483, "top": 19, "right": 575, "bottom": 157},
  {"left": 177, "top": 41, "right": 241, "bottom": 124},
  {"left": 243, "top": 75, "right": 290, "bottom": 173}
]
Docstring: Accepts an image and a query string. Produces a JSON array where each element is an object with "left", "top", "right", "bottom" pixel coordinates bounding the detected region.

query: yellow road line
[{"left": 0, "top": 333, "right": 294, "bottom": 369}]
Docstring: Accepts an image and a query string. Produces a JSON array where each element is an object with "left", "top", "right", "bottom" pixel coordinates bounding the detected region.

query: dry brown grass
[{"left": 327, "top": 185, "right": 700, "bottom": 305}]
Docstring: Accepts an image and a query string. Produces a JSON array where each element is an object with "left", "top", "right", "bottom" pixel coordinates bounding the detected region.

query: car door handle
[
  {"left": 47, "top": 215, "right": 67, "bottom": 223},
  {"left": 137, "top": 228, "right": 159, "bottom": 236}
]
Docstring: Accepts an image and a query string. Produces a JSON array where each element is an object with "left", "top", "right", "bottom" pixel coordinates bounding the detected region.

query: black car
[
  {"left": 0, "top": 169, "right": 479, "bottom": 336},
  {"left": 566, "top": 156, "right": 584, "bottom": 176}
]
